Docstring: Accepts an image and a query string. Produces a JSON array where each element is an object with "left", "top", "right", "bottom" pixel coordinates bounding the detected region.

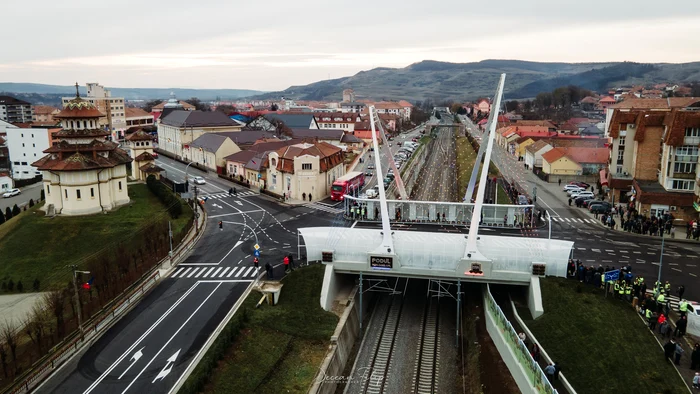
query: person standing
[
  {"left": 691, "top": 343, "right": 700, "bottom": 370},
  {"left": 678, "top": 285, "right": 686, "bottom": 300},
  {"left": 664, "top": 339, "right": 677, "bottom": 361},
  {"left": 302, "top": 192, "right": 306, "bottom": 201},
  {"left": 253, "top": 256, "right": 259, "bottom": 269},
  {"left": 674, "top": 342, "right": 685, "bottom": 365},
  {"left": 674, "top": 316, "right": 688, "bottom": 338},
  {"left": 265, "top": 262, "right": 273, "bottom": 279},
  {"left": 283, "top": 255, "right": 290, "bottom": 272},
  {"left": 544, "top": 363, "right": 556, "bottom": 382},
  {"left": 288, "top": 254, "right": 295, "bottom": 270}
]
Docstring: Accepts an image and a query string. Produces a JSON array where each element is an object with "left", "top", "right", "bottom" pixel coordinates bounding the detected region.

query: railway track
[
  {"left": 361, "top": 279, "right": 407, "bottom": 394},
  {"left": 411, "top": 296, "right": 441, "bottom": 394}
]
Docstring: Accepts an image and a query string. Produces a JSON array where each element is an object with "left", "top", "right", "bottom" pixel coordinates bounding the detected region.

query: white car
[
  {"left": 572, "top": 191, "right": 594, "bottom": 199},
  {"left": 567, "top": 188, "right": 584, "bottom": 196},
  {"left": 192, "top": 176, "right": 206, "bottom": 185},
  {"left": 2, "top": 188, "right": 20, "bottom": 198},
  {"left": 563, "top": 185, "right": 582, "bottom": 193}
]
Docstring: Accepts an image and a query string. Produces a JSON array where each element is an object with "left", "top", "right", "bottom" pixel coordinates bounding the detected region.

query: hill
[
  {"left": 250, "top": 59, "right": 700, "bottom": 102},
  {"left": 0, "top": 83, "right": 263, "bottom": 101}
]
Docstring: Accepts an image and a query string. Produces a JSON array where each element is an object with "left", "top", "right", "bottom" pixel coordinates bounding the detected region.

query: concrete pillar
[{"left": 528, "top": 276, "right": 544, "bottom": 319}]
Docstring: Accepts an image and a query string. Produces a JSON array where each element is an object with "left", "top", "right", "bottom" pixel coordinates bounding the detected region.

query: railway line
[
  {"left": 411, "top": 295, "right": 441, "bottom": 393},
  {"left": 411, "top": 125, "right": 458, "bottom": 202}
]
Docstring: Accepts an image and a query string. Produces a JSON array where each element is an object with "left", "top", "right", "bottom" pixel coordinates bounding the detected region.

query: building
[
  {"left": 315, "top": 112, "right": 360, "bottom": 132},
  {"left": 289, "top": 128, "right": 346, "bottom": 147},
  {"left": 33, "top": 106, "right": 60, "bottom": 123},
  {"left": 340, "top": 102, "right": 366, "bottom": 113},
  {"left": 264, "top": 113, "right": 319, "bottom": 129},
  {"left": 0, "top": 136, "right": 7, "bottom": 170},
  {"left": 62, "top": 83, "right": 126, "bottom": 140},
  {"left": 151, "top": 99, "right": 195, "bottom": 113},
  {"left": 0, "top": 96, "right": 34, "bottom": 123},
  {"left": 524, "top": 140, "right": 554, "bottom": 169},
  {"left": 33, "top": 90, "right": 132, "bottom": 215},
  {"left": 266, "top": 141, "right": 345, "bottom": 201},
  {"left": 0, "top": 173, "right": 12, "bottom": 192},
  {"left": 123, "top": 129, "right": 162, "bottom": 181},
  {"left": 474, "top": 99, "right": 491, "bottom": 114},
  {"left": 541, "top": 147, "right": 608, "bottom": 177},
  {"left": 184, "top": 133, "right": 241, "bottom": 173},
  {"left": 224, "top": 139, "right": 303, "bottom": 188},
  {"left": 373, "top": 102, "right": 404, "bottom": 118},
  {"left": 342, "top": 89, "right": 356, "bottom": 103},
  {"left": 157, "top": 110, "right": 242, "bottom": 159},
  {"left": 125, "top": 108, "right": 155, "bottom": 128},
  {"left": 398, "top": 100, "right": 413, "bottom": 120},
  {"left": 214, "top": 130, "right": 279, "bottom": 150},
  {"left": 5, "top": 124, "right": 60, "bottom": 180}
]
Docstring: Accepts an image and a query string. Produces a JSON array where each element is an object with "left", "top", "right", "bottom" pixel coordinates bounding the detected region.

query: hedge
[{"left": 146, "top": 175, "right": 183, "bottom": 218}]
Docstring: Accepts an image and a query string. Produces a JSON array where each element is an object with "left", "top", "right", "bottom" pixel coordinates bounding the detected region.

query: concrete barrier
[{"left": 309, "top": 286, "right": 374, "bottom": 394}]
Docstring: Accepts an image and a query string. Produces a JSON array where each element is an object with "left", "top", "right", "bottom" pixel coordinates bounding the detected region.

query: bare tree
[
  {"left": 0, "top": 339, "right": 7, "bottom": 378},
  {"left": 1, "top": 320, "right": 18, "bottom": 374},
  {"left": 24, "top": 305, "right": 48, "bottom": 358},
  {"left": 44, "top": 290, "right": 66, "bottom": 340}
]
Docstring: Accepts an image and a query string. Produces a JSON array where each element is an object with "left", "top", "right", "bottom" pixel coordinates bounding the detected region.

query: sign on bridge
[{"left": 370, "top": 256, "right": 393, "bottom": 270}]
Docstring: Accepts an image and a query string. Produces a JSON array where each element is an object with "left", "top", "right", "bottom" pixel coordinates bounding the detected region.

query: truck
[{"left": 330, "top": 171, "right": 365, "bottom": 201}]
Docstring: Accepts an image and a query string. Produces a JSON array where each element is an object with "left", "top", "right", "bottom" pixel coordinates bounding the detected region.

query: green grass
[
  {"left": 0, "top": 183, "right": 192, "bottom": 289},
  {"left": 203, "top": 265, "right": 339, "bottom": 394},
  {"left": 455, "top": 134, "right": 477, "bottom": 194},
  {"left": 521, "top": 278, "right": 687, "bottom": 394},
  {"left": 496, "top": 184, "right": 511, "bottom": 204}
]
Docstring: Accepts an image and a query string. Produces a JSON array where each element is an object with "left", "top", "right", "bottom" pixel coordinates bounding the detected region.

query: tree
[
  {"left": 16, "top": 281, "right": 22, "bottom": 293},
  {"left": 215, "top": 104, "right": 236, "bottom": 114},
  {"left": 505, "top": 100, "right": 520, "bottom": 113},
  {"left": 6, "top": 280, "right": 13, "bottom": 292},
  {"left": 29, "top": 199, "right": 34, "bottom": 208},
  {"left": 24, "top": 305, "right": 48, "bottom": 356},
  {"left": 270, "top": 103, "right": 279, "bottom": 111},
  {"left": 44, "top": 290, "right": 65, "bottom": 339},
  {"left": 450, "top": 103, "right": 464, "bottom": 114},
  {"left": 32, "top": 279, "right": 40, "bottom": 291},
  {"left": 143, "top": 99, "right": 163, "bottom": 113},
  {"left": 0, "top": 211, "right": 4, "bottom": 226},
  {"left": 691, "top": 82, "right": 700, "bottom": 97},
  {"left": 1, "top": 319, "right": 18, "bottom": 374},
  {"left": 185, "top": 97, "right": 210, "bottom": 111},
  {"left": 40, "top": 189, "right": 45, "bottom": 201},
  {"left": 0, "top": 337, "right": 7, "bottom": 378},
  {"left": 11, "top": 204, "right": 20, "bottom": 217},
  {"left": 4, "top": 207, "right": 11, "bottom": 221}
]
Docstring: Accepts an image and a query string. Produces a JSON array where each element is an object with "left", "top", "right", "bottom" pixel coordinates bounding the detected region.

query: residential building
[
  {"left": 33, "top": 105, "right": 60, "bottom": 123},
  {"left": 541, "top": 147, "right": 608, "bottom": 176},
  {"left": 398, "top": 100, "right": 413, "bottom": 120},
  {"left": 0, "top": 135, "right": 7, "bottom": 170},
  {"left": 315, "top": 112, "right": 360, "bottom": 132},
  {"left": 0, "top": 173, "right": 12, "bottom": 192},
  {"left": 62, "top": 83, "right": 126, "bottom": 140},
  {"left": 289, "top": 128, "right": 345, "bottom": 147},
  {"left": 5, "top": 124, "right": 60, "bottom": 179},
  {"left": 184, "top": 133, "right": 241, "bottom": 173},
  {"left": 340, "top": 102, "right": 366, "bottom": 113},
  {"left": 605, "top": 98, "right": 700, "bottom": 219},
  {"left": 342, "top": 89, "right": 356, "bottom": 103},
  {"left": 33, "top": 92, "right": 132, "bottom": 215},
  {"left": 524, "top": 140, "right": 554, "bottom": 169},
  {"left": 373, "top": 102, "right": 404, "bottom": 119},
  {"left": 264, "top": 113, "right": 319, "bottom": 129},
  {"left": 125, "top": 108, "right": 155, "bottom": 128},
  {"left": 474, "top": 99, "right": 491, "bottom": 114},
  {"left": 0, "top": 96, "right": 34, "bottom": 123},
  {"left": 215, "top": 130, "right": 278, "bottom": 150},
  {"left": 496, "top": 126, "right": 555, "bottom": 154},
  {"left": 224, "top": 139, "right": 303, "bottom": 188},
  {"left": 152, "top": 100, "right": 195, "bottom": 113},
  {"left": 123, "top": 130, "right": 162, "bottom": 181},
  {"left": 157, "top": 110, "right": 242, "bottom": 159},
  {"left": 266, "top": 141, "right": 345, "bottom": 201}
]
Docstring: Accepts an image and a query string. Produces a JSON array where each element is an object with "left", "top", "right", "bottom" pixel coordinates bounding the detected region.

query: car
[
  {"left": 588, "top": 202, "right": 612, "bottom": 213},
  {"left": 517, "top": 195, "right": 529, "bottom": 205},
  {"left": 569, "top": 181, "right": 590, "bottom": 188},
  {"left": 567, "top": 188, "right": 584, "bottom": 196},
  {"left": 365, "top": 188, "right": 378, "bottom": 199},
  {"left": 575, "top": 195, "right": 595, "bottom": 204},
  {"left": 365, "top": 171, "right": 373, "bottom": 177},
  {"left": 412, "top": 138, "right": 418, "bottom": 142},
  {"left": 397, "top": 142, "right": 402, "bottom": 146},
  {"left": 570, "top": 191, "right": 593, "bottom": 199},
  {"left": 389, "top": 143, "right": 392, "bottom": 147},
  {"left": 2, "top": 188, "right": 20, "bottom": 198},
  {"left": 151, "top": 151, "right": 159, "bottom": 158},
  {"left": 192, "top": 176, "right": 206, "bottom": 185},
  {"left": 367, "top": 164, "right": 375, "bottom": 170},
  {"left": 583, "top": 199, "right": 604, "bottom": 208},
  {"left": 563, "top": 184, "right": 582, "bottom": 192}
]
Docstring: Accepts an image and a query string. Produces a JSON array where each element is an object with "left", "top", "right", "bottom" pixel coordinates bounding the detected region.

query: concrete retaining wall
[{"left": 309, "top": 286, "right": 374, "bottom": 394}]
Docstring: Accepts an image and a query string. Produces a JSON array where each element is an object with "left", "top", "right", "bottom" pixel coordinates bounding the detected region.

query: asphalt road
[
  {"left": 36, "top": 157, "right": 339, "bottom": 394},
  {"left": 1, "top": 181, "right": 42, "bottom": 214}
]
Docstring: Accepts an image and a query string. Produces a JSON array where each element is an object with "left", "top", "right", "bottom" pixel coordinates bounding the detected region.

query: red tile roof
[
  {"left": 125, "top": 107, "right": 153, "bottom": 119},
  {"left": 542, "top": 147, "right": 608, "bottom": 165},
  {"left": 56, "top": 98, "right": 105, "bottom": 119},
  {"left": 398, "top": 100, "right": 413, "bottom": 108},
  {"left": 273, "top": 141, "right": 343, "bottom": 174},
  {"left": 125, "top": 129, "right": 154, "bottom": 141},
  {"left": 610, "top": 97, "right": 699, "bottom": 110}
]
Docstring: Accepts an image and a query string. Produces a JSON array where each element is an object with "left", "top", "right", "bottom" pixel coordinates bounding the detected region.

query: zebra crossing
[
  {"left": 171, "top": 265, "right": 260, "bottom": 280},
  {"left": 201, "top": 191, "right": 258, "bottom": 199},
  {"left": 551, "top": 217, "right": 597, "bottom": 224},
  {"left": 645, "top": 289, "right": 682, "bottom": 311},
  {"left": 305, "top": 202, "right": 344, "bottom": 214}
]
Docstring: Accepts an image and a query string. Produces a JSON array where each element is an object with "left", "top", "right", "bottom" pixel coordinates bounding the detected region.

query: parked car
[
  {"left": 589, "top": 202, "right": 612, "bottom": 213},
  {"left": 563, "top": 185, "right": 582, "bottom": 193},
  {"left": 151, "top": 151, "right": 159, "bottom": 158},
  {"left": 583, "top": 199, "right": 604, "bottom": 208},
  {"left": 575, "top": 195, "right": 595, "bottom": 205},
  {"left": 412, "top": 138, "right": 418, "bottom": 142},
  {"left": 365, "top": 188, "right": 378, "bottom": 199},
  {"left": 570, "top": 191, "right": 594, "bottom": 199},
  {"left": 517, "top": 195, "right": 528, "bottom": 205},
  {"left": 567, "top": 188, "right": 585, "bottom": 196},
  {"left": 2, "top": 188, "right": 20, "bottom": 198},
  {"left": 569, "top": 181, "right": 590, "bottom": 188},
  {"left": 191, "top": 176, "right": 206, "bottom": 185}
]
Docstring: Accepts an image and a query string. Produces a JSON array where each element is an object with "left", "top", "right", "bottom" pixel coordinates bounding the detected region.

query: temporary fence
[{"left": 485, "top": 284, "right": 557, "bottom": 394}]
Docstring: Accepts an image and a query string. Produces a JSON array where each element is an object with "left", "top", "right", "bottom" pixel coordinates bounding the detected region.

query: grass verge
[
  {"left": 0, "top": 183, "right": 192, "bottom": 290},
  {"left": 496, "top": 184, "right": 511, "bottom": 204},
  {"left": 520, "top": 277, "right": 687, "bottom": 394},
  {"left": 190, "top": 264, "right": 339, "bottom": 394},
  {"left": 455, "top": 134, "right": 477, "bottom": 194}
]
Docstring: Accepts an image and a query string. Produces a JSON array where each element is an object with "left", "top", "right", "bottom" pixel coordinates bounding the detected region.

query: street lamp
[
  {"left": 69, "top": 265, "right": 90, "bottom": 336},
  {"left": 656, "top": 225, "right": 665, "bottom": 293}
]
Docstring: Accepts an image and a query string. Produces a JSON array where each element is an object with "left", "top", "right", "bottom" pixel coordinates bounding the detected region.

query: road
[
  {"left": 1, "top": 181, "right": 42, "bottom": 214},
  {"left": 36, "top": 156, "right": 340, "bottom": 394}
]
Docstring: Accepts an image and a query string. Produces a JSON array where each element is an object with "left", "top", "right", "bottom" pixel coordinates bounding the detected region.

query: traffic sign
[
  {"left": 254, "top": 244, "right": 260, "bottom": 251},
  {"left": 604, "top": 269, "right": 620, "bottom": 282},
  {"left": 254, "top": 250, "right": 260, "bottom": 257}
]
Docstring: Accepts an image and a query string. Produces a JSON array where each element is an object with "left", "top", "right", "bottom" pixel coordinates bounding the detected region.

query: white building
[
  {"left": 62, "top": 82, "right": 126, "bottom": 141},
  {"left": 34, "top": 90, "right": 132, "bottom": 216},
  {"left": 157, "top": 110, "right": 242, "bottom": 159},
  {"left": 5, "top": 124, "right": 59, "bottom": 180},
  {"left": 0, "top": 96, "right": 34, "bottom": 123},
  {"left": 0, "top": 173, "right": 12, "bottom": 192}
]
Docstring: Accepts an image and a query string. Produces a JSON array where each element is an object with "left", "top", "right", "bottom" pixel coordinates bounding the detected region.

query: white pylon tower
[{"left": 369, "top": 106, "right": 408, "bottom": 201}]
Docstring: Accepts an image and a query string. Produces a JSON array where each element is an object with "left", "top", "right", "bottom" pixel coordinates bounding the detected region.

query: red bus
[{"left": 330, "top": 172, "right": 365, "bottom": 201}]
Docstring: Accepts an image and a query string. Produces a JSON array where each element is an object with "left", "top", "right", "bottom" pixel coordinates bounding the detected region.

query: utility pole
[
  {"left": 168, "top": 221, "right": 173, "bottom": 256},
  {"left": 656, "top": 230, "right": 665, "bottom": 292},
  {"left": 69, "top": 265, "right": 90, "bottom": 336}
]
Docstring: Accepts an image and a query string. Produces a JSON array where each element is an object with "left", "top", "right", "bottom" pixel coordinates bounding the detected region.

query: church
[{"left": 32, "top": 84, "right": 133, "bottom": 215}]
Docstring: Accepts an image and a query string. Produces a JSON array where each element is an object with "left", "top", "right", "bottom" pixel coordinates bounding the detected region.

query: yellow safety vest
[
  {"left": 680, "top": 302, "right": 688, "bottom": 312},
  {"left": 646, "top": 309, "right": 652, "bottom": 319},
  {"left": 657, "top": 294, "right": 666, "bottom": 303},
  {"left": 625, "top": 286, "right": 631, "bottom": 295}
]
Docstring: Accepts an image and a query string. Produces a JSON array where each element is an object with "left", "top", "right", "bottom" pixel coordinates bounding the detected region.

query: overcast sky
[{"left": 2, "top": 0, "right": 700, "bottom": 92}]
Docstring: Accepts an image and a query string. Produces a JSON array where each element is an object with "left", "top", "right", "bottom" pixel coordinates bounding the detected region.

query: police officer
[
  {"left": 614, "top": 281, "right": 621, "bottom": 299},
  {"left": 664, "top": 281, "right": 672, "bottom": 295},
  {"left": 625, "top": 283, "right": 632, "bottom": 302},
  {"left": 679, "top": 299, "right": 689, "bottom": 317}
]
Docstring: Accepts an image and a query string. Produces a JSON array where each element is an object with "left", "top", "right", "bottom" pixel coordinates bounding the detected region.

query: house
[
  {"left": 123, "top": 130, "right": 162, "bottom": 181},
  {"left": 378, "top": 113, "right": 399, "bottom": 132},
  {"left": 125, "top": 107, "right": 155, "bottom": 128},
  {"left": 266, "top": 141, "right": 345, "bottom": 201},
  {"left": 223, "top": 139, "right": 303, "bottom": 188},
  {"left": 289, "top": 128, "right": 345, "bottom": 146},
  {"left": 157, "top": 110, "right": 242, "bottom": 159},
  {"left": 151, "top": 100, "right": 195, "bottom": 113},
  {"left": 524, "top": 140, "right": 554, "bottom": 169},
  {"left": 514, "top": 137, "right": 536, "bottom": 159},
  {"left": 495, "top": 126, "right": 554, "bottom": 154},
  {"left": 32, "top": 92, "right": 132, "bottom": 215},
  {"left": 315, "top": 112, "right": 360, "bottom": 132},
  {"left": 0, "top": 172, "right": 12, "bottom": 192},
  {"left": 264, "top": 113, "right": 319, "bottom": 129},
  {"left": 513, "top": 120, "right": 558, "bottom": 132},
  {"left": 374, "top": 102, "right": 405, "bottom": 119},
  {"left": 340, "top": 102, "right": 367, "bottom": 113},
  {"left": 0, "top": 136, "right": 7, "bottom": 169},
  {"left": 215, "top": 130, "right": 279, "bottom": 150},
  {"left": 398, "top": 100, "right": 413, "bottom": 120},
  {"left": 33, "top": 106, "right": 60, "bottom": 123},
  {"left": 474, "top": 99, "right": 491, "bottom": 114},
  {"left": 541, "top": 147, "right": 609, "bottom": 176},
  {"left": 184, "top": 133, "right": 241, "bottom": 173},
  {"left": 580, "top": 96, "right": 599, "bottom": 111}
]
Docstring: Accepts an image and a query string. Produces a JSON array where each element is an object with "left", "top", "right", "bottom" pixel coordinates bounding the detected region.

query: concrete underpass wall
[
  {"left": 483, "top": 284, "right": 557, "bottom": 394},
  {"left": 309, "top": 285, "right": 375, "bottom": 394}
]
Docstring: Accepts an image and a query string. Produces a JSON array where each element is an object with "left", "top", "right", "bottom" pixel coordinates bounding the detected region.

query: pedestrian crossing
[
  {"left": 171, "top": 265, "right": 260, "bottom": 280},
  {"left": 201, "top": 191, "right": 258, "bottom": 199},
  {"left": 305, "top": 202, "right": 344, "bottom": 214},
  {"left": 550, "top": 217, "right": 597, "bottom": 224},
  {"left": 645, "top": 289, "right": 681, "bottom": 310}
]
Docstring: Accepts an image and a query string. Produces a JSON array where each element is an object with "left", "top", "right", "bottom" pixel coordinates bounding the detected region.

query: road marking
[
  {"left": 619, "top": 250, "right": 628, "bottom": 254},
  {"left": 227, "top": 267, "right": 238, "bottom": 277},
  {"left": 219, "top": 267, "right": 230, "bottom": 277},
  {"left": 235, "top": 268, "right": 245, "bottom": 277},
  {"left": 173, "top": 268, "right": 191, "bottom": 278},
  {"left": 121, "top": 283, "right": 223, "bottom": 393},
  {"left": 211, "top": 267, "right": 224, "bottom": 277},
  {"left": 194, "top": 268, "right": 207, "bottom": 278},
  {"left": 243, "top": 267, "right": 255, "bottom": 277},
  {"left": 585, "top": 259, "right": 595, "bottom": 262},
  {"left": 592, "top": 249, "right": 601, "bottom": 253},
  {"left": 197, "top": 280, "right": 255, "bottom": 283},
  {"left": 605, "top": 250, "right": 614, "bottom": 252},
  {"left": 690, "top": 273, "right": 697, "bottom": 277},
  {"left": 577, "top": 247, "right": 586, "bottom": 251},
  {"left": 687, "top": 264, "right": 697, "bottom": 267},
  {"left": 633, "top": 251, "right": 641, "bottom": 254},
  {"left": 187, "top": 268, "right": 200, "bottom": 278},
  {"left": 672, "top": 268, "right": 682, "bottom": 272},
  {"left": 602, "top": 260, "right": 613, "bottom": 263},
  {"left": 82, "top": 282, "right": 201, "bottom": 394},
  {"left": 669, "top": 263, "right": 679, "bottom": 266},
  {"left": 208, "top": 210, "right": 264, "bottom": 218}
]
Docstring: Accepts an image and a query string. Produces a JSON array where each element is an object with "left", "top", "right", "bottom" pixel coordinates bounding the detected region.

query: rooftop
[{"left": 161, "top": 110, "right": 241, "bottom": 128}]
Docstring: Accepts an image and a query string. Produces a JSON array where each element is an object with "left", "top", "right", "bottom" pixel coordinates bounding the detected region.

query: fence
[{"left": 484, "top": 284, "right": 557, "bottom": 394}]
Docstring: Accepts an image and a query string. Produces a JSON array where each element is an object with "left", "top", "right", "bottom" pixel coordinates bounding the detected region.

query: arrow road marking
[
  {"left": 152, "top": 349, "right": 181, "bottom": 383},
  {"left": 118, "top": 347, "right": 144, "bottom": 380}
]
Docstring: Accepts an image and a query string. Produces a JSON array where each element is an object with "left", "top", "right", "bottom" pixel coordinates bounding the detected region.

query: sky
[{"left": 2, "top": 0, "right": 700, "bottom": 92}]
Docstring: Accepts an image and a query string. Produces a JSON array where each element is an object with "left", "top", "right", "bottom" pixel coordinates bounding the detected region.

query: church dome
[{"left": 55, "top": 84, "right": 105, "bottom": 119}]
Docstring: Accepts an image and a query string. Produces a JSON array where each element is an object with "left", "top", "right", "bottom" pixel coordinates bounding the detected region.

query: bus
[{"left": 330, "top": 172, "right": 365, "bottom": 201}]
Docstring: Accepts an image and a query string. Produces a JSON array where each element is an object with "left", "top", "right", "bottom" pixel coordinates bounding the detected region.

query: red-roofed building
[{"left": 541, "top": 147, "right": 608, "bottom": 176}]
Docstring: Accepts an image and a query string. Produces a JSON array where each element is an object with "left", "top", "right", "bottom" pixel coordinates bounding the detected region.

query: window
[
  {"left": 32, "top": 143, "right": 35, "bottom": 147},
  {"left": 118, "top": 181, "right": 122, "bottom": 191},
  {"left": 619, "top": 136, "right": 625, "bottom": 146},
  {"left": 65, "top": 189, "right": 68, "bottom": 199},
  {"left": 302, "top": 163, "right": 312, "bottom": 170},
  {"left": 685, "top": 127, "right": 700, "bottom": 137},
  {"left": 675, "top": 146, "right": 699, "bottom": 162},
  {"left": 671, "top": 179, "right": 695, "bottom": 191},
  {"left": 13, "top": 161, "right": 19, "bottom": 165},
  {"left": 22, "top": 143, "right": 25, "bottom": 147},
  {"left": 90, "top": 188, "right": 94, "bottom": 198},
  {"left": 76, "top": 189, "right": 81, "bottom": 200},
  {"left": 21, "top": 162, "right": 27, "bottom": 165},
  {"left": 271, "top": 158, "right": 276, "bottom": 167},
  {"left": 616, "top": 165, "right": 623, "bottom": 174},
  {"left": 617, "top": 150, "right": 624, "bottom": 163},
  {"left": 31, "top": 134, "right": 34, "bottom": 138},
  {"left": 272, "top": 174, "right": 277, "bottom": 185},
  {"left": 47, "top": 185, "right": 50, "bottom": 195},
  {"left": 674, "top": 162, "right": 697, "bottom": 174}
]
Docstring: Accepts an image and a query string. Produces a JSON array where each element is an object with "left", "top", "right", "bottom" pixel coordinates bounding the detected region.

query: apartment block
[
  {"left": 62, "top": 83, "right": 126, "bottom": 140},
  {"left": 0, "top": 96, "right": 34, "bottom": 123}
]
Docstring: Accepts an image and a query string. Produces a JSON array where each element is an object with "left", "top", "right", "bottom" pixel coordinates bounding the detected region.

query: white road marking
[
  {"left": 672, "top": 268, "right": 682, "bottom": 272},
  {"left": 211, "top": 267, "right": 224, "bottom": 277},
  {"left": 227, "top": 267, "right": 238, "bottom": 277},
  {"left": 195, "top": 268, "right": 207, "bottom": 278},
  {"left": 243, "top": 267, "right": 255, "bottom": 277},
  {"left": 219, "top": 267, "right": 231, "bottom": 277},
  {"left": 690, "top": 273, "right": 697, "bottom": 277},
  {"left": 187, "top": 268, "right": 200, "bottom": 278}
]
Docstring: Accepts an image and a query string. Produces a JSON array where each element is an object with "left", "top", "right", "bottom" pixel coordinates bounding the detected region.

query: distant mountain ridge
[
  {"left": 0, "top": 83, "right": 263, "bottom": 101},
  {"left": 249, "top": 59, "right": 700, "bottom": 102}
]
